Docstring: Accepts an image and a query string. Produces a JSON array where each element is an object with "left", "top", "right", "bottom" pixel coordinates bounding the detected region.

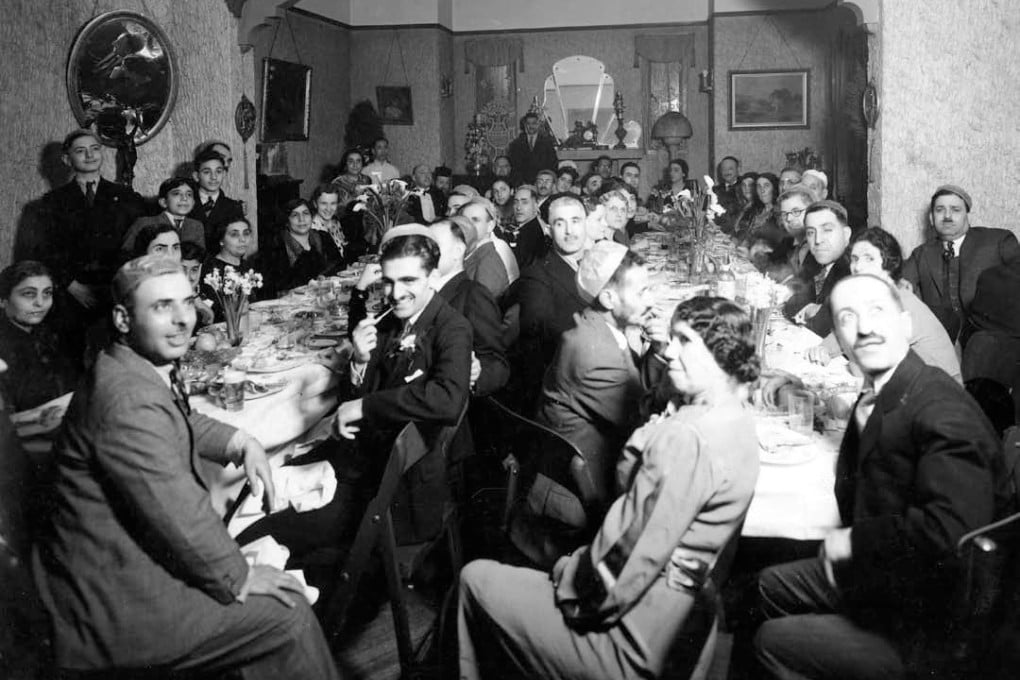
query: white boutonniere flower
[{"left": 399, "top": 333, "right": 417, "bottom": 352}]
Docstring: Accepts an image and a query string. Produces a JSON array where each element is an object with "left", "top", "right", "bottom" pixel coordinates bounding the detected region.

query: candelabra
[{"left": 613, "top": 92, "right": 627, "bottom": 150}]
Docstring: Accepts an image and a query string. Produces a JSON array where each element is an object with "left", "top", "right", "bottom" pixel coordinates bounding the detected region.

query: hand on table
[
  {"left": 68, "top": 280, "right": 98, "bottom": 309},
  {"left": 237, "top": 564, "right": 304, "bottom": 607},
  {"left": 227, "top": 431, "right": 277, "bottom": 512},
  {"left": 331, "top": 398, "right": 363, "bottom": 440},
  {"left": 756, "top": 369, "right": 805, "bottom": 410},
  {"left": 356, "top": 263, "right": 383, "bottom": 291},
  {"left": 806, "top": 344, "right": 833, "bottom": 365},
  {"left": 793, "top": 303, "right": 821, "bottom": 326}
]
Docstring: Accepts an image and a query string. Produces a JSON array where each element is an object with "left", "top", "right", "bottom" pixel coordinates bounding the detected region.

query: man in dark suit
[
  {"left": 755, "top": 273, "right": 1005, "bottom": 679},
  {"left": 714, "top": 155, "right": 741, "bottom": 233},
  {"left": 782, "top": 200, "right": 853, "bottom": 337},
  {"left": 513, "top": 242, "right": 654, "bottom": 566},
  {"left": 497, "top": 185, "right": 548, "bottom": 270},
  {"left": 32, "top": 256, "right": 338, "bottom": 678},
  {"left": 430, "top": 218, "right": 509, "bottom": 397},
  {"left": 406, "top": 164, "right": 444, "bottom": 224},
  {"left": 188, "top": 148, "right": 245, "bottom": 254},
  {"left": 902, "top": 184, "right": 1020, "bottom": 342},
  {"left": 514, "top": 193, "right": 590, "bottom": 410},
  {"left": 959, "top": 261, "right": 1020, "bottom": 385},
  {"left": 507, "top": 112, "right": 559, "bottom": 185},
  {"left": 27, "top": 130, "right": 145, "bottom": 354}
]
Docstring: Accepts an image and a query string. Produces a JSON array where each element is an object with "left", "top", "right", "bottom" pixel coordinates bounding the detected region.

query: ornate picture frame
[
  {"left": 66, "top": 10, "right": 179, "bottom": 146},
  {"left": 376, "top": 86, "right": 414, "bottom": 126},
  {"left": 261, "top": 58, "right": 312, "bottom": 142},
  {"left": 729, "top": 69, "right": 810, "bottom": 130}
]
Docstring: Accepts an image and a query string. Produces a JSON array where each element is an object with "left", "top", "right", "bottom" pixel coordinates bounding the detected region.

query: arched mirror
[
  {"left": 66, "top": 10, "right": 178, "bottom": 146},
  {"left": 542, "top": 56, "right": 622, "bottom": 147}
]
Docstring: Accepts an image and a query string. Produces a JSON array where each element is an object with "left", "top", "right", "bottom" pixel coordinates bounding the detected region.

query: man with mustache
[
  {"left": 782, "top": 200, "right": 853, "bottom": 337},
  {"left": 755, "top": 273, "right": 1005, "bottom": 680},
  {"left": 901, "top": 184, "right": 1020, "bottom": 343},
  {"left": 511, "top": 241, "right": 660, "bottom": 566}
]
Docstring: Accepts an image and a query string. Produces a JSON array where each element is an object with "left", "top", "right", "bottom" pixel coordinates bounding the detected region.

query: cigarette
[{"left": 372, "top": 306, "right": 393, "bottom": 322}]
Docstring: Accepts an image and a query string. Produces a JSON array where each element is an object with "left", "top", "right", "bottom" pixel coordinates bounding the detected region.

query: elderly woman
[
  {"left": 806, "top": 226, "right": 962, "bottom": 382},
  {"left": 594, "top": 187, "right": 632, "bottom": 246},
  {"left": 458, "top": 296, "right": 761, "bottom": 680},
  {"left": 0, "top": 261, "right": 80, "bottom": 411},
  {"left": 260, "top": 199, "right": 343, "bottom": 298}
]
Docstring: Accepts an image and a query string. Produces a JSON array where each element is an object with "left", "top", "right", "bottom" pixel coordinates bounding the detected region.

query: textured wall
[
  {"left": 349, "top": 28, "right": 447, "bottom": 174},
  {"left": 0, "top": 0, "right": 256, "bottom": 268},
  {"left": 877, "top": 0, "right": 1020, "bottom": 252},
  {"left": 713, "top": 9, "right": 852, "bottom": 176},
  {"left": 452, "top": 25, "right": 711, "bottom": 195},
  {"left": 253, "top": 10, "right": 351, "bottom": 195}
]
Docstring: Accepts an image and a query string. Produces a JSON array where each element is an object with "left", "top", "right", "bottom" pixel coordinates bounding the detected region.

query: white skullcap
[{"left": 576, "top": 240, "right": 629, "bottom": 304}]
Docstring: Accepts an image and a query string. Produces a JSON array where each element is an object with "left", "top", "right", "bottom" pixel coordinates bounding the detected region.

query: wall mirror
[
  {"left": 66, "top": 10, "right": 178, "bottom": 146},
  {"left": 542, "top": 56, "right": 620, "bottom": 147}
]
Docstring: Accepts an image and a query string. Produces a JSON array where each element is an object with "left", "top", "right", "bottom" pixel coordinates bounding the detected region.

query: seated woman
[
  {"left": 130, "top": 223, "right": 182, "bottom": 261},
  {"left": 806, "top": 226, "right": 962, "bottom": 382},
  {"left": 458, "top": 296, "right": 761, "bottom": 680},
  {"left": 489, "top": 178, "right": 514, "bottom": 228},
  {"left": 596, "top": 188, "right": 632, "bottom": 246},
  {"left": 200, "top": 217, "right": 256, "bottom": 322},
  {"left": 309, "top": 183, "right": 366, "bottom": 266},
  {"left": 260, "top": 199, "right": 343, "bottom": 298},
  {"left": 734, "top": 172, "right": 783, "bottom": 248},
  {"left": 330, "top": 148, "right": 374, "bottom": 250},
  {"left": 0, "top": 261, "right": 79, "bottom": 411}
]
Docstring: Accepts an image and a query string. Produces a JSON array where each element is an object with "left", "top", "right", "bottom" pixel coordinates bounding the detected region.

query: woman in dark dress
[
  {"left": 0, "top": 261, "right": 79, "bottom": 411},
  {"left": 199, "top": 217, "right": 258, "bottom": 322},
  {"left": 261, "top": 199, "right": 343, "bottom": 298}
]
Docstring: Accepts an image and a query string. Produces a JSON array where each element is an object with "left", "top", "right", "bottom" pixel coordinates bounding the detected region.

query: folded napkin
[
  {"left": 756, "top": 416, "right": 813, "bottom": 453},
  {"left": 229, "top": 459, "right": 337, "bottom": 538},
  {"left": 239, "top": 536, "right": 319, "bottom": 604}
]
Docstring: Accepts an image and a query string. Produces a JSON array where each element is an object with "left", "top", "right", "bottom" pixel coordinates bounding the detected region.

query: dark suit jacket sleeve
[
  {"left": 93, "top": 390, "right": 248, "bottom": 603},
  {"left": 464, "top": 285, "right": 510, "bottom": 397},
  {"left": 848, "top": 391, "right": 998, "bottom": 590},
  {"left": 997, "top": 229, "right": 1020, "bottom": 264},
  {"left": 361, "top": 317, "right": 473, "bottom": 427},
  {"left": 519, "top": 267, "right": 552, "bottom": 342},
  {"left": 190, "top": 411, "right": 241, "bottom": 465},
  {"left": 901, "top": 246, "right": 922, "bottom": 289},
  {"left": 561, "top": 336, "right": 639, "bottom": 431}
]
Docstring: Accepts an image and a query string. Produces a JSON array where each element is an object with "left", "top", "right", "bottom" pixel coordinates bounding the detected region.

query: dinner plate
[
  {"left": 247, "top": 353, "right": 306, "bottom": 373},
  {"left": 249, "top": 300, "right": 289, "bottom": 310},
  {"left": 305, "top": 337, "right": 338, "bottom": 349}
]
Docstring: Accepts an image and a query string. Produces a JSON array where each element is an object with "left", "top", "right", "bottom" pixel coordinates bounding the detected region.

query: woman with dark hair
[
  {"left": 130, "top": 223, "right": 181, "bottom": 261},
  {"left": 734, "top": 172, "right": 781, "bottom": 245},
  {"left": 806, "top": 226, "right": 962, "bottom": 382},
  {"left": 0, "top": 261, "right": 79, "bottom": 411},
  {"left": 489, "top": 178, "right": 514, "bottom": 228},
  {"left": 647, "top": 158, "right": 692, "bottom": 220},
  {"left": 458, "top": 296, "right": 761, "bottom": 680},
  {"left": 200, "top": 217, "right": 257, "bottom": 321},
  {"left": 260, "top": 199, "right": 343, "bottom": 297},
  {"left": 330, "top": 148, "right": 372, "bottom": 197}
]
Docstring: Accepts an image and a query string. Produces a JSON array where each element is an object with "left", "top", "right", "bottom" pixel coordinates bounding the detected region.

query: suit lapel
[
  {"left": 548, "top": 255, "right": 584, "bottom": 305},
  {"left": 857, "top": 352, "right": 924, "bottom": 466},
  {"left": 924, "top": 241, "right": 946, "bottom": 297}
]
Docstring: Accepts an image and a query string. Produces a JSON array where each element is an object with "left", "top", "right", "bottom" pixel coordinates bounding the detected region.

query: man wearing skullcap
[
  {"left": 510, "top": 240, "right": 661, "bottom": 567},
  {"left": 902, "top": 184, "right": 1020, "bottom": 344}
]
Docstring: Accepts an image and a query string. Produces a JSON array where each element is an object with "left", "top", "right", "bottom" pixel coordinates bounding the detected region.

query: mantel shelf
[{"left": 556, "top": 149, "right": 649, "bottom": 162}]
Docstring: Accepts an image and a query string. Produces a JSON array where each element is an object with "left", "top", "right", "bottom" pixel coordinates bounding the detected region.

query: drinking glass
[
  {"left": 788, "top": 389, "right": 814, "bottom": 435},
  {"left": 222, "top": 365, "right": 247, "bottom": 412}
]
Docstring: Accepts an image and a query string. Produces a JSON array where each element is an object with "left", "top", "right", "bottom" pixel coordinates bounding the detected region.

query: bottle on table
[{"left": 716, "top": 254, "right": 736, "bottom": 300}]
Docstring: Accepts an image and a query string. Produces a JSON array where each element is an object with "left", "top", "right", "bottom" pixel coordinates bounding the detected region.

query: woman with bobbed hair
[
  {"left": 806, "top": 226, "right": 962, "bottom": 382},
  {"left": 458, "top": 295, "right": 761, "bottom": 680},
  {"left": 0, "top": 261, "right": 80, "bottom": 411}
]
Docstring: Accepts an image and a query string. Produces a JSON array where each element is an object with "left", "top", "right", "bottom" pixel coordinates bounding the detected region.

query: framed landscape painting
[{"left": 729, "top": 70, "right": 810, "bottom": 130}]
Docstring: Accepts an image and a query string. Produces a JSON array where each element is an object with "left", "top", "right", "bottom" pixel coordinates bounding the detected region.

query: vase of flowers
[
  {"left": 351, "top": 178, "right": 419, "bottom": 247},
  {"left": 657, "top": 176, "right": 727, "bottom": 279},
  {"left": 203, "top": 266, "right": 264, "bottom": 346}
]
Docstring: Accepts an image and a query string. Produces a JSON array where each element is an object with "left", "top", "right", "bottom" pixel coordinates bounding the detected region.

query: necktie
[
  {"left": 169, "top": 366, "right": 192, "bottom": 416},
  {"left": 84, "top": 181, "right": 95, "bottom": 207},
  {"left": 173, "top": 217, "right": 184, "bottom": 231},
  {"left": 854, "top": 387, "right": 877, "bottom": 433},
  {"left": 204, "top": 198, "right": 215, "bottom": 218},
  {"left": 529, "top": 135, "right": 535, "bottom": 150}
]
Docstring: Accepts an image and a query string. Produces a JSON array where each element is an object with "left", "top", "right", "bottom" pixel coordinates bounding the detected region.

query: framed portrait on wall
[
  {"left": 729, "top": 70, "right": 810, "bottom": 130},
  {"left": 376, "top": 86, "right": 414, "bottom": 126},
  {"left": 260, "top": 58, "right": 311, "bottom": 142}
]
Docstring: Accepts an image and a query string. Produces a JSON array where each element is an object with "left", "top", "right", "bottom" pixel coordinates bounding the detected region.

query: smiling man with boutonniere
[{"left": 233, "top": 224, "right": 473, "bottom": 577}]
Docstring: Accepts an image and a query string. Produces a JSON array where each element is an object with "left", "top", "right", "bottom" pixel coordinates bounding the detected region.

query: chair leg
[{"left": 381, "top": 510, "right": 415, "bottom": 674}]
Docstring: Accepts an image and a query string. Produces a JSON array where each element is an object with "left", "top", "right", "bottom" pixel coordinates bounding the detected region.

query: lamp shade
[{"left": 650, "top": 111, "right": 693, "bottom": 145}]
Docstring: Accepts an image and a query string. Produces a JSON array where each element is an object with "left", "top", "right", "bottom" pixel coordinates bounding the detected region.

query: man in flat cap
[{"left": 902, "top": 184, "right": 1020, "bottom": 343}]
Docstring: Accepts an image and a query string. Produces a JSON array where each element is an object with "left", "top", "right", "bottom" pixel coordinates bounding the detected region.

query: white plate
[
  {"left": 305, "top": 337, "right": 338, "bottom": 349},
  {"left": 247, "top": 354, "right": 306, "bottom": 373},
  {"left": 250, "top": 300, "right": 289, "bottom": 310}
]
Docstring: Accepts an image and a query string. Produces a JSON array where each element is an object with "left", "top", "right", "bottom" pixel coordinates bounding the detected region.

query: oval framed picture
[{"left": 66, "top": 10, "right": 179, "bottom": 146}]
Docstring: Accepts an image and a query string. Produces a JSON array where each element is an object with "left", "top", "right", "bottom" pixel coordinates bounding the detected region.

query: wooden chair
[
  {"left": 483, "top": 396, "right": 601, "bottom": 567},
  {"left": 321, "top": 412, "right": 467, "bottom": 676}
]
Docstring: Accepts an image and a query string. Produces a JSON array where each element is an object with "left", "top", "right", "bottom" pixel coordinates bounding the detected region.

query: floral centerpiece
[
  {"left": 202, "top": 265, "right": 263, "bottom": 346},
  {"left": 657, "top": 176, "right": 727, "bottom": 276},
  {"left": 742, "top": 271, "right": 792, "bottom": 360},
  {"left": 350, "top": 178, "right": 420, "bottom": 247}
]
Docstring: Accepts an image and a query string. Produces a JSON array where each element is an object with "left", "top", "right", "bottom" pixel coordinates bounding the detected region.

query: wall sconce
[
  {"left": 698, "top": 69, "right": 714, "bottom": 94},
  {"left": 440, "top": 75, "right": 453, "bottom": 99}
]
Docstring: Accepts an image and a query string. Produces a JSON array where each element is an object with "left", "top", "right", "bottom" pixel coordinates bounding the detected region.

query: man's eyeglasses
[{"left": 780, "top": 208, "right": 805, "bottom": 220}]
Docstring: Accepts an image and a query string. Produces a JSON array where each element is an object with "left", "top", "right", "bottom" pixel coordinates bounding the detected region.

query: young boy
[
  {"left": 120, "top": 177, "right": 205, "bottom": 259},
  {"left": 188, "top": 148, "right": 244, "bottom": 253}
]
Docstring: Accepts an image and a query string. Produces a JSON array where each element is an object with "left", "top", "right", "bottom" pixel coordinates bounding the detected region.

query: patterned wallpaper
[{"left": 1, "top": 0, "right": 256, "bottom": 268}]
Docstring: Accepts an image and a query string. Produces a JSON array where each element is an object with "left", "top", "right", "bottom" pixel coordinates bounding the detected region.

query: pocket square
[{"left": 404, "top": 368, "right": 425, "bottom": 383}]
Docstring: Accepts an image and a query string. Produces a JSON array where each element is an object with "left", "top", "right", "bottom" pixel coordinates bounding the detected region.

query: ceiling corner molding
[{"left": 230, "top": 0, "right": 300, "bottom": 52}]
